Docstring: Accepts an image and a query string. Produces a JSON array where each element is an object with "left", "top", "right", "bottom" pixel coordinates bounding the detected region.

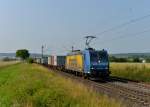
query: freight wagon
[
  {"left": 35, "top": 58, "right": 42, "bottom": 64},
  {"left": 66, "top": 49, "right": 110, "bottom": 78},
  {"left": 41, "top": 57, "right": 48, "bottom": 65},
  {"left": 48, "top": 56, "right": 66, "bottom": 70}
]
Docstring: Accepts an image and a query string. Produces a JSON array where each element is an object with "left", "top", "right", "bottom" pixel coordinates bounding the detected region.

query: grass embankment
[
  {"left": 110, "top": 63, "right": 150, "bottom": 82},
  {"left": 0, "top": 63, "right": 124, "bottom": 107}
]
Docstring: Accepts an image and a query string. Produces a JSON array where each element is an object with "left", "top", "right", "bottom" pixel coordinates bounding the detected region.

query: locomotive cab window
[
  {"left": 90, "top": 51, "right": 108, "bottom": 63},
  {"left": 98, "top": 51, "right": 108, "bottom": 62}
]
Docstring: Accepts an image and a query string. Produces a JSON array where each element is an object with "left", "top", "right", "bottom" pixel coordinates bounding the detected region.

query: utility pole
[
  {"left": 41, "top": 45, "right": 44, "bottom": 58},
  {"left": 72, "top": 46, "right": 74, "bottom": 52}
]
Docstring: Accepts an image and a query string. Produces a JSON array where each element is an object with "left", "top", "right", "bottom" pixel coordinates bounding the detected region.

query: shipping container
[
  {"left": 48, "top": 56, "right": 66, "bottom": 67},
  {"left": 48, "top": 56, "right": 51, "bottom": 65},
  {"left": 48, "top": 56, "right": 54, "bottom": 65},
  {"left": 41, "top": 57, "right": 48, "bottom": 65},
  {"left": 57, "top": 56, "right": 66, "bottom": 66},
  {"left": 36, "top": 58, "right": 41, "bottom": 64}
]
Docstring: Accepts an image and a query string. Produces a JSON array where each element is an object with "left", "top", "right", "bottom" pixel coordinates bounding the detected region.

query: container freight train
[{"left": 36, "top": 49, "right": 110, "bottom": 78}]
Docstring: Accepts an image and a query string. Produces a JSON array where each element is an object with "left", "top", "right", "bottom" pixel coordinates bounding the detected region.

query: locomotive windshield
[{"left": 90, "top": 51, "right": 108, "bottom": 63}]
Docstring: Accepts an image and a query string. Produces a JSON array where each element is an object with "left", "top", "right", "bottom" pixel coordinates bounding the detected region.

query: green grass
[
  {"left": 0, "top": 63, "right": 124, "bottom": 107},
  {"left": 110, "top": 63, "right": 150, "bottom": 82}
]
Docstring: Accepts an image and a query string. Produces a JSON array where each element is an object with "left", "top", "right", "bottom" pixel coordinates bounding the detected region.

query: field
[
  {"left": 0, "top": 61, "right": 19, "bottom": 68},
  {"left": 110, "top": 63, "right": 150, "bottom": 82},
  {"left": 0, "top": 62, "right": 124, "bottom": 107}
]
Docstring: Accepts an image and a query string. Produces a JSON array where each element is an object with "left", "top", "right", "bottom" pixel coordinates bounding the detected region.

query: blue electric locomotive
[
  {"left": 83, "top": 48, "right": 110, "bottom": 78},
  {"left": 66, "top": 48, "right": 110, "bottom": 78}
]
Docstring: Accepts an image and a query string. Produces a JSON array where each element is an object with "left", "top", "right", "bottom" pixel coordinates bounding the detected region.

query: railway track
[
  {"left": 98, "top": 81, "right": 150, "bottom": 106},
  {"left": 110, "top": 76, "right": 150, "bottom": 90},
  {"left": 45, "top": 65, "right": 150, "bottom": 107},
  {"left": 83, "top": 78, "right": 150, "bottom": 107}
]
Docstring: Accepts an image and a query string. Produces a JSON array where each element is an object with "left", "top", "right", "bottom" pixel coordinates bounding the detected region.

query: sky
[{"left": 0, "top": 0, "right": 150, "bottom": 55}]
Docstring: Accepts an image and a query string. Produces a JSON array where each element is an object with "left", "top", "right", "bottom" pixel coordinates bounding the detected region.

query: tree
[
  {"left": 16, "top": 49, "right": 30, "bottom": 60},
  {"left": 133, "top": 57, "right": 140, "bottom": 62},
  {"left": 27, "top": 57, "right": 34, "bottom": 63},
  {"left": 109, "top": 56, "right": 128, "bottom": 62}
]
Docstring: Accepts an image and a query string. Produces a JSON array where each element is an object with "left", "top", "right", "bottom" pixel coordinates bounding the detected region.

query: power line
[
  {"left": 45, "top": 45, "right": 71, "bottom": 55},
  {"left": 95, "top": 13, "right": 150, "bottom": 36},
  {"left": 100, "top": 28, "right": 150, "bottom": 45}
]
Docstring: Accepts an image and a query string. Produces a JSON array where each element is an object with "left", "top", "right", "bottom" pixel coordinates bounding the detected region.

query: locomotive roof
[
  {"left": 67, "top": 50, "right": 83, "bottom": 56},
  {"left": 67, "top": 49, "right": 107, "bottom": 56}
]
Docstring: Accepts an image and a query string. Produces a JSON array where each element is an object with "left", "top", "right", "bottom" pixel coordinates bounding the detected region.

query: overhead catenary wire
[
  {"left": 42, "top": 13, "right": 150, "bottom": 54},
  {"left": 95, "top": 13, "right": 150, "bottom": 36},
  {"left": 99, "top": 28, "right": 150, "bottom": 45},
  {"left": 45, "top": 45, "right": 72, "bottom": 55}
]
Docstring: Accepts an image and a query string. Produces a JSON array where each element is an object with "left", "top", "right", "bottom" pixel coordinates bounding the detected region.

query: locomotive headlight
[{"left": 91, "top": 67, "right": 94, "bottom": 70}]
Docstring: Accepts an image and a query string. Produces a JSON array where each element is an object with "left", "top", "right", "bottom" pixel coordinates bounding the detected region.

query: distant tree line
[
  {"left": 2, "top": 57, "right": 17, "bottom": 61},
  {"left": 109, "top": 56, "right": 150, "bottom": 63}
]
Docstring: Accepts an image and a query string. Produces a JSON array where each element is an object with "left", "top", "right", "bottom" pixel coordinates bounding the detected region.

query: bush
[
  {"left": 2, "top": 57, "right": 12, "bottom": 61},
  {"left": 109, "top": 56, "right": 128, "bottom": 62},
  {"left": 27, "top": 58, "right": 34, "bottom": 64},
  {"left": 133, "top": 57, "right": 140, "bottom": 62}
]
